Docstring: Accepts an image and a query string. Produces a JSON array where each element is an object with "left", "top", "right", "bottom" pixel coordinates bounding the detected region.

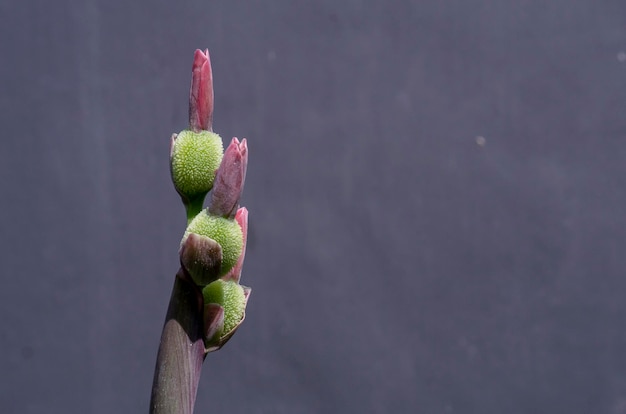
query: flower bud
[
  {"left": 170, "top": 130, "right": 223, "bottom": 205},
  {"left": 183, "top": 210, "right": 243, "bottom": 276},
  {"left": 202, "top": 280, "right": 248, "bottom": 344},
  {"left": 209, "top": 138, "right": 248, "bottom": 218},
  {"left": 189, "top": 49, "right": 214, "bottom": 132}
]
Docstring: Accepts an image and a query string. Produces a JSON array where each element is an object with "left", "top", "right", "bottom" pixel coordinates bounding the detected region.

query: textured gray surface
[{"left": 2, "top": 1, "right": 626, "bottom": 413}]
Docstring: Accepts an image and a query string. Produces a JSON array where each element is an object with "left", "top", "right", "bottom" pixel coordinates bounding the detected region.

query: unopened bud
[
  {"left": 209, "top": 138, "right": 248, "bottom": 218},
  {"left": 170, "top": 130, "right": 223, "bottom": 205},
  {"left": 202, "top": 280, "right": 248, "bottom": 344},
  {"left": 183, "top": 210, "right": 243, "bottom": 276},
  {"left": 189, "top": 49, "right": 214, "bottom": 132}
]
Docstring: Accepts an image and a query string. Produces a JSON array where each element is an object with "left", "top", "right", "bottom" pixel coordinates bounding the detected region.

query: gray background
[{"left": 2, "top": 0, "right": 626, "bottom": 413}]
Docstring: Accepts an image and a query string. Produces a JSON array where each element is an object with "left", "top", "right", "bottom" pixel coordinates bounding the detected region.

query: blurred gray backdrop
[{"left": 2, "top": 0, "right": 626, "bottom": 413}]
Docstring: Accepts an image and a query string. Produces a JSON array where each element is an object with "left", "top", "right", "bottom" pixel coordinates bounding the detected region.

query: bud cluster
[{"left": 170, "top": 49, "right": 251, "bottom": 352}]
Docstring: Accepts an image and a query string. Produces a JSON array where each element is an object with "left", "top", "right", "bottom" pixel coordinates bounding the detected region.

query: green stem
[{"left": 185, "top": 195, "right": 206, "bottom": 226}]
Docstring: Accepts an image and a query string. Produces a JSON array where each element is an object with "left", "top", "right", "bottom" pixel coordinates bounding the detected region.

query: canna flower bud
[
  {"left": 189, "top": 49, "right": 214, "bottom": 132},
  {"left": 183, "top": 210, "right": 243, "bottom": 277},
  {"left": 209, "top": 138, "right": 248, "bottom": 218},
  {"left": 170, "top": 130, "right": 223, "bottom": 211},
  {"left": 202, "top": 280, "right": 251, "bottom": 350}
]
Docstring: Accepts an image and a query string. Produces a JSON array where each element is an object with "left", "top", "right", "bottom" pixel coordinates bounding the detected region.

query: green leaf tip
[
  {"left": 170, "top": 130, "right": 224, "bottom": 200},
  {"left": 183, "top": 210, "right": 243, "bottom": 277}
]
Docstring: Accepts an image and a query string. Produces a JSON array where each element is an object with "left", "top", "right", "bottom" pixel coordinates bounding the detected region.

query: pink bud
[
  {"left": 189, "top": 49, "right": 214, "bottom": 132},
  {"left": 223, "top": 207, "right": 248, "bottom": 283},
  {"left": 209, "top": 138, "right": 248, "bottom": 218}
]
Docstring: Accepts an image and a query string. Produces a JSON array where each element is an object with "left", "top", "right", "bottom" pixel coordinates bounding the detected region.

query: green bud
[
  {"left": 202, "top": 280, "right": 246, "bottom": 336},
  {"left": 183, "top": 210, "right": 243, "bottom": 276},
  {"left": 170, "top": 130, "right": 223, "bottom": 201}
]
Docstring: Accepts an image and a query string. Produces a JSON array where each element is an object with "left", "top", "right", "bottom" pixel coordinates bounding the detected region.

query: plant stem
[
  {"left": 150, "top": 269, "right": 206, "bottom": 414},
  {"left": 185, "top": 195, "right": 206, "bottom": 226}
]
